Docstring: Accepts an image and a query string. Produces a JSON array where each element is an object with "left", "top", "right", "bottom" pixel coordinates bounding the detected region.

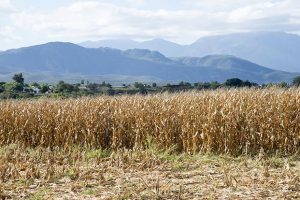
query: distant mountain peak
[
  {"left": 144, "top": 38, "right": 174, "bottom": 43},
  {"left": 9, "top": 42, "right": 84, "bottom": 52},
  {"left": 123, "top": 48, "right": 172, "bottom": 63},
  {"left": 78, "top": 31, "right": 300, "bottom": 72}
]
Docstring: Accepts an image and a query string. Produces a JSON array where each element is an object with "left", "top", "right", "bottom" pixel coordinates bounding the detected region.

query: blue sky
[{"left": 1, "top": 0, "right": 300, "bottom": 50}]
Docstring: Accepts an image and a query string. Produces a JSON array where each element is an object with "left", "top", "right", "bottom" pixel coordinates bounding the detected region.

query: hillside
[
  {"left": 80, "top": 32, "right": 300, "bottom": 72},
  {"left": 188, "top": 32, "right": 300, "bottom": 72},
  {"left": 0, "top": 42, "right": 298, "bottom": 83}
]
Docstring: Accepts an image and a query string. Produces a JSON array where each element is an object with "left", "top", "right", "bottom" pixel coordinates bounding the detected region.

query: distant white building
[
  {"left": 31, "top": 86, "right": 41, "bottom": 94},
  {"left": 78, "top": 85, "right": 88, "bottom": 90}
]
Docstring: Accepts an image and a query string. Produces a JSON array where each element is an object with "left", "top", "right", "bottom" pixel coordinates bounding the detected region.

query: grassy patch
[
  {"left": 29, "top": 188, "right": 51, "bottom": 200},
  {"left": 86, "top": 149, "right": 112, "bottom": 160},
  {"left": 81, "top": 189, "right": 98, "bottom": 196}
]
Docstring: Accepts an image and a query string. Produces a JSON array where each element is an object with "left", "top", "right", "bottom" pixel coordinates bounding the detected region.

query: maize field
[{"left": 0, "top": 88, "right": 300, "bottom": 155}]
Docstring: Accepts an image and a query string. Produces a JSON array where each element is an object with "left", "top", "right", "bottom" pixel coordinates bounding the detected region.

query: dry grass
[
  {"left": 1, "top": 88, "right": 300, "bottom": 155},
  {"left": 0, "top": 88, "right": 299, "bottom": 155},
  {"left": 0, "top": 145, "right": 299, "bottom": 199},
  {"left": 1, "top": 88, "right": 300, "bottom": 199}
]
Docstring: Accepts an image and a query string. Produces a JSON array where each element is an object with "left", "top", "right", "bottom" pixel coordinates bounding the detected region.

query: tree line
[{"left": 1, "top": 73, "right": 300, "bottom": 99}]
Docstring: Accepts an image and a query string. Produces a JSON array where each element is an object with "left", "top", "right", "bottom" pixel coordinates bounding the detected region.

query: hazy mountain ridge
[
  {"left": 172, "top": 55, "right": 273, "bottom": 72},
  {"left": 0, "top": 42, "right": 298, "bottom": 83},
  {"left": 122, "top": 49, "right": 175, "bottom": 63},
  {"left": 80, "top": 32, "right": 300, "bottom": 72},
  {"left": 80, "top": 38, "right": 183, "bottom": 56}
]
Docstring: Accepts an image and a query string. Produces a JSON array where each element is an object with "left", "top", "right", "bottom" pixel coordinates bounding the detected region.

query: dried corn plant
[{"left": 0, "top": 88, "right": 300, "bottom": 155}]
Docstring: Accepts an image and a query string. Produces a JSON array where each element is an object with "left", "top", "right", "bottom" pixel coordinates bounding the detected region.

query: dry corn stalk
[{"left": 0, "top": 88, "right": 299, "bottom": 155}]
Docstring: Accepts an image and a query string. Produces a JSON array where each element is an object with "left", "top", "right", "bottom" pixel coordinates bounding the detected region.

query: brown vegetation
[
  {"left": 0, "top": 88, "right": 300, "bottom": 155},
  {"left": 0, "top": 145, "right": 299, "bottom": 199}
]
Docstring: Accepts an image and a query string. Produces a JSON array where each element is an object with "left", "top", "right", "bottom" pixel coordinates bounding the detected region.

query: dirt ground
[{"left": 0, "top": 145, "right": 299, "bottom": 199}]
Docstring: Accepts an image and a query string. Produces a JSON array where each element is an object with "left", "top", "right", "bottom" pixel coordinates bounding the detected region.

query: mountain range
[
  {"left": 80, "top": 32, "right": 300, "bottom": 72},
  {"left": 0, "top": 41, "right": 298, "bottom": 84}
]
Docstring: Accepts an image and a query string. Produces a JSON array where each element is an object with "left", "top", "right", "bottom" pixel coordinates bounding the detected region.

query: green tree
[
  {"left": 40, "top": 84, "right": 50, "bottom": 93},
  {"left": 86, "top": 83, "right": 98, "bottom": 92},
  {"left": 4, "top": 82, "right": 23, "bottom": 92},
  {"left": 292, "top": 76, "right": 300, "bottom": 87},
  {"left": 278, "top": 82, "right": 289, "bottom": 88},
  {"left": 243, "top": 80, "right": 252, "bottom": 87},
  {"left": 0, "top": 82, "right": 5, "bottom": 93},
  {"left": 225, "top": 78, "right": 244, "bottom": 87},
  {"left": 210, "top": 81, "right": 221, "bottom": 89},
  {"left": 30, "top": 82, "right": 41, "bottom": 88},
  {"left": 0, "top": 85, "right": 4, "bottom": 93},
  {"left": 12, "top": 73, "right": 24, "bottom": 85},
  {"left": 195, "top": 82, "right": 211, "bottom": 90},
  {"left": 56, "top": 81, "right": 78, "bottom": 93},
  {"left": 179, "top": 81, "right": 191, "bottom": 86},
  {"left": 138, "top": 87, "right": 147, "bottom": 94},
  {"left": 106, "top": 87, "right": 115, "bottom": 96},
  {"left": 133, "top": 82, "right": 148, "bottom": 94},
  {"left": 134, "top": 82, "right": 144, "bottom": 88}
]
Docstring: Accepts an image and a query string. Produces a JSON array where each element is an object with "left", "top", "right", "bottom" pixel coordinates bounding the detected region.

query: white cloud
[
  {"left": 0, "top": 0, "right": 15, "bottom": 12},
  {"left": 8, "top": 0, "right": 300, "bottom": 44},
  {"left": 127, "top": 0, "right": 145, "bottom": 6},
  {"left": 0, "top": 26, "right": 21, "bottom": 41}
]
